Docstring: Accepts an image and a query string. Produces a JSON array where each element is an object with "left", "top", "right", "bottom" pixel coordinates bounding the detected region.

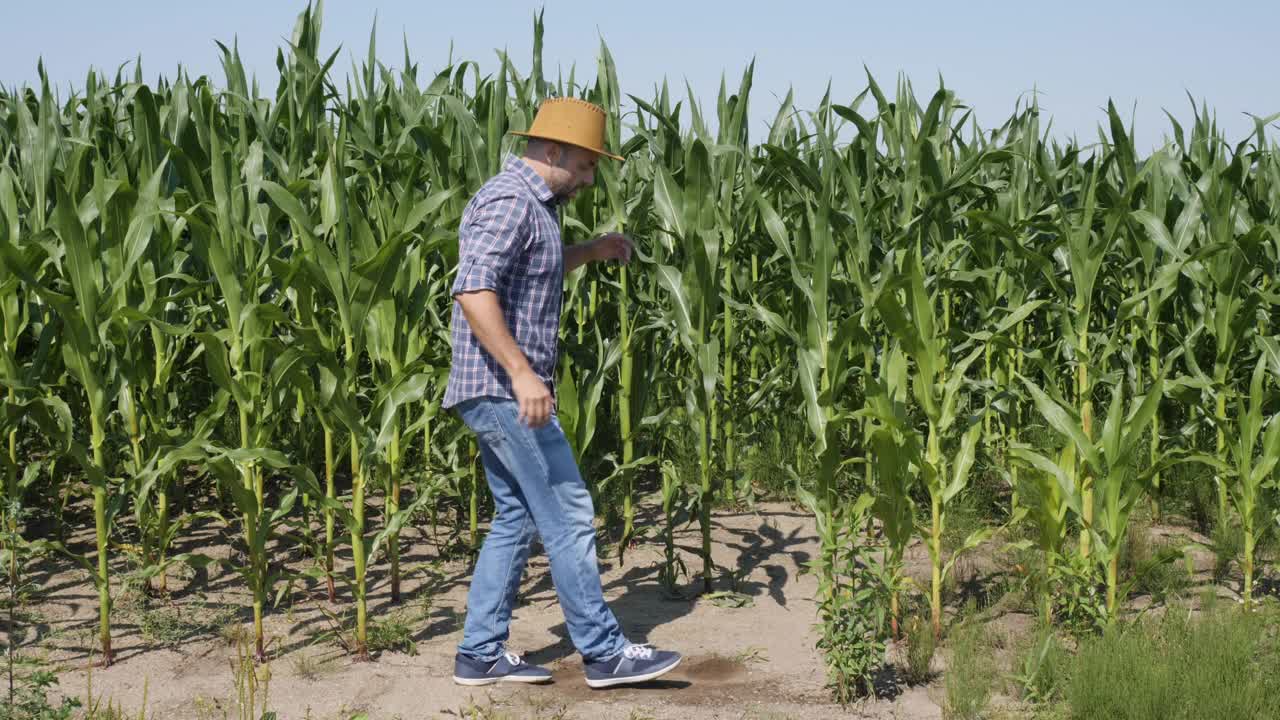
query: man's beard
[{"left": 552, "top": 182, "right": 583, "bottom": 203}]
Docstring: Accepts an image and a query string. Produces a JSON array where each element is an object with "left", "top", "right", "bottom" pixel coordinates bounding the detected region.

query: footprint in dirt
[{"left": 544, "top": 655, "right": 755, "bottom": 704}]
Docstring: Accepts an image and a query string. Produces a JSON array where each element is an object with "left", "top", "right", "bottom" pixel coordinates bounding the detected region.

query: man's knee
[
  {"left": 489, "top": 508, "right": 534, "bottom": 542},
  {"left": 541, "top": 511, "right": 595, "bottom": 555}
]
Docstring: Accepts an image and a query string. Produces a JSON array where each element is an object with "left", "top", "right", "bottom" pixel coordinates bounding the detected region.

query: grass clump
[
  {"left": 367, "top": 610, "right": 419, "bottom": 656},
  {"left": 903, "top": 614, "right": 936, "bottom": 685},
  {"left": 943, "top": 621, "right": 998, "bottom": 720},
  {"left": 136, "top": 600, "right": 238, "bottom": 648},
  {"left": 1210, "top": 520, "right": 1244, "bottom": 585},
  {"left": 1062, "top": 606, "right": 1280, "bottom": 720},
  {"left": 290, "top": 650, "right": 340, "bottom": 682},
  {"left": 1119, "top": 526, "right": 1190, "bottom": 604},
  {"left": 1012, "top": 627, "right": 1071, "bottom": 705}
]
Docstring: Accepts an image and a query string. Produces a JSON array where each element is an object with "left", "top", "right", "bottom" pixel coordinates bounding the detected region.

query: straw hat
[{"left": 511, "top": 97, "right": 624, "bottom": 161}]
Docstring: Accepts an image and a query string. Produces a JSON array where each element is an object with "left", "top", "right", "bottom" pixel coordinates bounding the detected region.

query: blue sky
[{"left": 2, "top": 1, "right": 1277, "bottom": 152}]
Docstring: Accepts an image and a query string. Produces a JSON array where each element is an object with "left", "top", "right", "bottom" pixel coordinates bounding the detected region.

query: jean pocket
[{"left": 457, "top": 397, "right": 507, "bottom": 447}]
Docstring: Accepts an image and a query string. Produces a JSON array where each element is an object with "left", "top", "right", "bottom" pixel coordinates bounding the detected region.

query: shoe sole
[
  {"left": 452, "top": 674, "right": 552, "bottom": 686},
  {"left": 585, "top": 656, "right": 682, "bottom": 689}
]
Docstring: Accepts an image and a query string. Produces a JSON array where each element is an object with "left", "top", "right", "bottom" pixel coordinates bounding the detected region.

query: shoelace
[
  {"left": 503, "top": 651, "right": 524, "bottom": 667},
  {"left": 621, "top": 643, "right": 654, "bottom": 661}
]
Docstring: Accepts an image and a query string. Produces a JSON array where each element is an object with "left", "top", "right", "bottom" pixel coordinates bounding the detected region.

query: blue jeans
[{"left": 454, "top": 396, "right": 628, "bottom": 663}]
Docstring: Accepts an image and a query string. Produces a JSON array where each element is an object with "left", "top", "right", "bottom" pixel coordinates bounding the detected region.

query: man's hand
[
  {"left": 591, "top": 233, "right": 633, "bottom": 264},
  {"left": 512, "top": 368, "right": 553, "bottom": 428},
  {"left": 456, "top": 291, "right": 554, "bottom": 428},
  {"left": 564, "top": 233, "right": 633, "bottom": 272}
]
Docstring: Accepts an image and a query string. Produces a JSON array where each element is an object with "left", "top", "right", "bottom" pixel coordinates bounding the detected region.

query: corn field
[{"left": 2, "top": 2, "right": 1278, "bottom": 695}]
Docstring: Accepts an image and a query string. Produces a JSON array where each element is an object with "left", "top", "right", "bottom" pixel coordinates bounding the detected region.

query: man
[{"left": 444, "top": 96, "right": 682, "bottom": 689}]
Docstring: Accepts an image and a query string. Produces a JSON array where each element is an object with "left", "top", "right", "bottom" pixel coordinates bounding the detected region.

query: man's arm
[
  {"left": 564, "top": 233, "right": 632, "bottom": 272},
  {"left": 451, "top": 193, "right": 553, "bottom": 426},
  {"left": 455, "top": 290, "right": 554, "bottom": 428},
  {"left": 564, "top": 242, "right": 601, "bottom": 273}
]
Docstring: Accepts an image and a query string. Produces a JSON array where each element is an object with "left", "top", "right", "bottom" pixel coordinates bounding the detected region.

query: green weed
[
  {"left": 903, "top": 614, "right": 936, "bottom": 685},
  {"left": 1063, "top": 606, "right": 1280, "bottom": 720},
  {"left": 943, "top": 621, "right": 998, "bottom": 720}
]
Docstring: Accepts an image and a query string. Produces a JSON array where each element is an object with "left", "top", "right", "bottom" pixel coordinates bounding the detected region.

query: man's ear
[{"left": 546, "top": 142, "right": 564, "bottom": 168}]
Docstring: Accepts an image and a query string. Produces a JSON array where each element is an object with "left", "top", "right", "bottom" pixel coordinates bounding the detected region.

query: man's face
[{"left": 546, "top": 145, "right": 598, "bottom": 200}]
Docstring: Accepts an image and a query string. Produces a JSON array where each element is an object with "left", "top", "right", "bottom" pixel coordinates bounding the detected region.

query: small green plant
[
  {"left": 4, "top": 505, "right": 80, "bottom": 720},
  {"left": 312, "top": 603, "right": 421, "bottom": 659},
  {"left": 1198, "top": 585, "right": 1221, "bottom": 612},
  {"left": 441, "top": 694, "right": 571, "bottom": 720},
  {"left": 903, "top": 614, "right": 936, "bottom": 685},
  {"left": 221, "top": 620, "right": 252, "bottom": 649},
  {"left": 942, "top": 494, "right": 991, "bottom": 556},
  {"left": 0, "top": 669, "right": 81, "bottom": 720},
  {"left": 290, "top": 651, "right": 338, "bottom": 681},
  {"left": 367, "top": 610, "right": 418, "bottom": 656},
  {"left": 1012, "top": 628, "right": 1070, "bottom": 704},
  {"left": 704, "top": 566, "right": 754, "bottom": 608},
  {"left": 228, "top": 639, "right": 275, "bottom": 720},
  {"left": 943, "top": 622, "right": 998, "bottom": 720},
  {"left": 654, "top": 456, "right": 689, "bottom": 598},
  {"left": 808, "top": 496, "right": 892, "bottom": 704},
  {"left": 736, "top": 415, "right": 814, "bottom": 501},
  {"left": 73, "top": 665, "right": 152, "bottom": 720},
  {"left": 1045, "top": 554, "right": 1108, "bottom": 637},
  {"left": 80, "top": 694, "right": 148, "bottom": 720},
  {"left": 733, "top": 646, "right": 769, "bottom": 666}
]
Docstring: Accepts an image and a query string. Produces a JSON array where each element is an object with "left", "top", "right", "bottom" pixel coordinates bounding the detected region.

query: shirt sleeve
[{"left": 451, "top": 193, "right": 531, "bottom": 296}]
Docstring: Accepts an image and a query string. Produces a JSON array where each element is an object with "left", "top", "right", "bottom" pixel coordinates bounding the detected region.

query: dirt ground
[
  {"left": 20, "top": 497, "right": 981, "bottom": 720},
  {"left": 21, "top": 493, "right": 1239, "bottom": 720}
]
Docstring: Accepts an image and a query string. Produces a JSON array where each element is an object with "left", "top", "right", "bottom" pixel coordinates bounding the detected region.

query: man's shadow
[{"left": 509, "top": 502, "right": 816, "bottom": 675}]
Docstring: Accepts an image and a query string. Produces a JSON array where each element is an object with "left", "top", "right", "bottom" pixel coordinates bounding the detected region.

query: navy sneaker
[
  {"left": 452, "top": 650, "right": 553, "bottom": 686},
  {"left": 583, "top": 644, "right": 682, "bottom": 689}
]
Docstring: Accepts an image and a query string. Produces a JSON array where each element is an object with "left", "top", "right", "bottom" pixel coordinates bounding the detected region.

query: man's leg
[
  {"left": 455, "top": 399, "right": 538, "bottom": 662},
  {"left": 481, "top": 399, "right": 628, "bottom": 662}
]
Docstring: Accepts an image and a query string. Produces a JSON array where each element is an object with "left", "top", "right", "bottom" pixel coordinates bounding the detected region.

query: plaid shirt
[{"left": 443, "top": 156, "right": 564, "bottom": 409}]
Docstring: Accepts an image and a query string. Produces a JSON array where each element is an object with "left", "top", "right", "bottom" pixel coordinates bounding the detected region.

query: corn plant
[
  {"left": 651, "top": 131, "right": 728, "bottom": 593},
  {"left": 1017, "top": 362, "right": 1167, "bottom": 618},
  {"left": 750, "top": 99, "right": 874, "bottom": 613},
  {"left": 1009, "top": 442, "right": 1074, "bottom": 622},
  {"left": 0, "top": 168, "right": 50, "bottom": 513},
  {"left": 874, "top": 248, "right": 990, "bottom": 638},
  {"left": 1187, "top": 339, "right": 1280, "bottom": 608},
  {"left": 1040, "top": 153, "right": 1109, "bottom": 559},
  {"left": 349, "top": 48, "right": 460, "bottom": 601},
  {"left": 186, "top": 93, "right": 324, "bottom": 660},
  {"left": 1187, "top": 224, "right": 1268, "bottom": 527},
  {"left": 3, "top": 106, "right": 180, "bottom": 660},
  {"left": 591, "top": 38, "right": 661, "bottom": 559},
  {"left": 861, "top": 344, "right": 919, "bottom": 637}
]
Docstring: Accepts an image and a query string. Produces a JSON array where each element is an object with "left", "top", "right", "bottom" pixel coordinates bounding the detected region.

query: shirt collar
[{"left": 505, "top": 155, "right": 556, "bottom": 204}]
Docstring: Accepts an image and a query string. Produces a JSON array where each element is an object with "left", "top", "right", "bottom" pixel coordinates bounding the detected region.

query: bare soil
[
  {"left": 18, "top": 498, "right": 953, "bottom": 719},
  {"left": 20, "top": 498, "right": 1246, "bottom": 720}
]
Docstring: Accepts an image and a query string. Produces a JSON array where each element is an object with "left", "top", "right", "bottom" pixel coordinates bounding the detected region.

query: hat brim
[{"left": 510, "top": 130, "right": 624, "bottom": 162}]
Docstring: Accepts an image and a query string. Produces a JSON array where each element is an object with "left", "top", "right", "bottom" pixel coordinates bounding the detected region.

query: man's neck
[
  {"left": 520, "top": 155, "right": 555, "bottom": 186},
  {"left": 519, "top": 155, "right": 564, "bottom": 204}
]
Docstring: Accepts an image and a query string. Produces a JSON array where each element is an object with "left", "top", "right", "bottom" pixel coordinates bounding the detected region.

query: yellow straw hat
[{"left": 510, "top": 97, "right": 624, "bottom": 161}]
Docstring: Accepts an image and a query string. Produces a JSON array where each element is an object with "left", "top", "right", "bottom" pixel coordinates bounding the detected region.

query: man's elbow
[{"left": 454, "top": 289, "right": 502, "bottom": 319}]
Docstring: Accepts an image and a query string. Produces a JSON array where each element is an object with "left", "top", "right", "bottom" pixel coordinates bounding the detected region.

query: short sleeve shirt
[{"left": 443, "top": 156, "right": 564, "bottom": 409}]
